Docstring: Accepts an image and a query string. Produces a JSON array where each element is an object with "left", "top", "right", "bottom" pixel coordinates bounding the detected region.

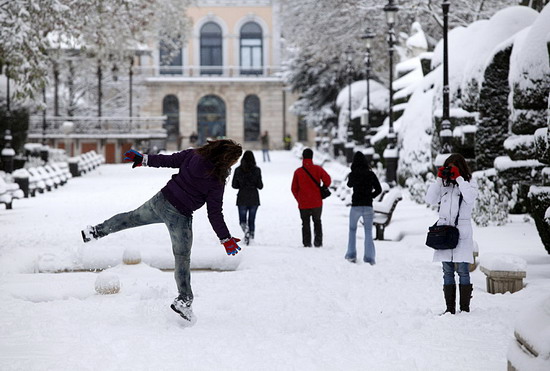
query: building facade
[{"left": 28, "top": 0, "right": 307, "bottom": 162}]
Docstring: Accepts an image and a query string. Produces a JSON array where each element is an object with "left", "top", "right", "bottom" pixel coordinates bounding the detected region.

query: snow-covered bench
[
  {"left": 0, "top": 173, "right": 25, "bottom": 209},
  {"left": 372, "top": 187, "right": 402, "bottom": 240},
  {"left": 479, "top": 254, "right": 527, "bottom": 294},
  {"left": 507, "top": 295, "right": 550, "bottom": 371}
]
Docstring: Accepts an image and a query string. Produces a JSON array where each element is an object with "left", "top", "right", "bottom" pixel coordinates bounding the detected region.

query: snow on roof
[{"left": 509, "top": 3, "right": 550, "bottom": 91}]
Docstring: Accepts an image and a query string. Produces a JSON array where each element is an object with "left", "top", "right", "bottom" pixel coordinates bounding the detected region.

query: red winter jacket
[{"left": 291, "top": 159, "right": 332, "bottom": 210}]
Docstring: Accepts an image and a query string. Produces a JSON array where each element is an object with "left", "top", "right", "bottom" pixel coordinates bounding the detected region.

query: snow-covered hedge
[
  {"left": 504, "top": 135, "right": 536, "bottom": 160},
  {"left": 529, "top": 186, "right": 550, "bottom": 254},
  {"left": 534, "top": 128, "right": 549, "bottom": 165},
  {"left": 472, "top": 169, "right": 509, "bottom": 227},
  {"left": 476, "top": 46, "right": 513, "bottom": 170}
]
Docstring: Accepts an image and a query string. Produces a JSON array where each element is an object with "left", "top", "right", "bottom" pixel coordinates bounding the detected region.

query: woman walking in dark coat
[
  {"left": 232, "top": 150, "right": 263, "bottom": 244},
  {"left": 345, "top": 151, "right": 382, "bottom": 264}
]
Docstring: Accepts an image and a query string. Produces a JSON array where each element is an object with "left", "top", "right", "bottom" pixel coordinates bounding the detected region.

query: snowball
[
  {"left": 95, "top": 272, "right": 121, "bottom": 295},
  {"left": 122, "top": 248, "right": 142, "bottom": 265}
]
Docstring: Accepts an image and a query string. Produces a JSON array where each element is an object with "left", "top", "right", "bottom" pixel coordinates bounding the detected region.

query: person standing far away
[
  {"left": 345, "top": 151, "right": 382, "bottom": 264},
  {"left": 284, "top": 134, "right": 292, "bottom": 150},
  {"left": 189, "top": 131, "right": 199, "bottom": 147},
  {"left": 80, "top": 139, "right": 243, "bottom": 327},
  {"left": 232, "top": 150, "right": 263, "bottom": 245},
  {"left": 261, "top": 130, "right": 271, "bottom": 162},
  {"left": 425, "top": 153, "right": 478, "bottom": 315},
  {"left": 291, "top": 148, "right": 331, "bottom": 248}
]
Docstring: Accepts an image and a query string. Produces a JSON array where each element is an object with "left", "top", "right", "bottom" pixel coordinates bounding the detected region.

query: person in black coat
[
  {"left": 232, "top": 150, "right": 263, "bottom": 242},
  {"left": 345, "top": 151, "right": 382, "bottom": 264}
]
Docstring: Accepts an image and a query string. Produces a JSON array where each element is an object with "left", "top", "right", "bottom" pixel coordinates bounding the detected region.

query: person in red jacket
[{"left": 291, "top": 148, "right": 332, "bottom": 247}]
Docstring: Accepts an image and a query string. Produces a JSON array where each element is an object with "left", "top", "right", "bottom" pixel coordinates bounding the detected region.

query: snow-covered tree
[{"left": 0, "top": 0, "right": 192, "bottom": 101}]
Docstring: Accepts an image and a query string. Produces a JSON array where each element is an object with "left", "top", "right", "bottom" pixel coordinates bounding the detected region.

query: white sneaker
[
  {"left": 81, "top": 225, "right": 99, "bottom": 243},
  {"left": 170, "top": 297, "right": 197, "bottom": 326}
]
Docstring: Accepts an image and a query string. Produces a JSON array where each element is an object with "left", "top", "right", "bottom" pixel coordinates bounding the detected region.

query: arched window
[
  {"left": 162, "top": 95, "right": 180, "bottom": 147},
  {"left": 240, "top": 22, "right": 263, "bottom": 75},
  {"left": 197, "top": 95, "right": 226, "bottom": 144},
  {"left": 200, "top": 22, "right": 223, "bottom": 75},
  {"left": 159, "top": 40, "right": 182, "bottom": 75},
  {"left": 244, "top": 95, "right": 260, "bottom": 141}
]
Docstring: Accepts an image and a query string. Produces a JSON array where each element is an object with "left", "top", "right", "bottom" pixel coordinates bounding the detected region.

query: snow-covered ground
[{"left": 1, "top": 150, "right": 549, "bottom": 370}]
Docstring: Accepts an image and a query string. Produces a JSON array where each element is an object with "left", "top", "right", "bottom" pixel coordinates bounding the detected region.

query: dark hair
[
  {"left": 350, "top": 151, "right": 371, "bottom": 172},
  {"left": 195, "top": 139, "right": 243, "bottom": 183},
  {"left": 444, "top": 153, "right": 472, "bottom": 181},
  {"left": 240, "top": 150, "right": 256, "bottom": 172},
  {"left": 302, "top": 148, "right": 313, "bottom": 159}
]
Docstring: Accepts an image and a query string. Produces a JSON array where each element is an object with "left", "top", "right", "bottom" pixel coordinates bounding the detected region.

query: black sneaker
[{"left": 81, "top": 225, "right": 99, "bottom": 243}]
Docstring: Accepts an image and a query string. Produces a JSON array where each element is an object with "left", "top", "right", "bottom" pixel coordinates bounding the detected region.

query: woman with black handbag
[{"left": 425, "top": 153, "right": 478, "bottom": 314}]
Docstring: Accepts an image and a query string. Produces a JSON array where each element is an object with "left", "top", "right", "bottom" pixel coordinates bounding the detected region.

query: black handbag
[
  {"left": 426, "top": 194, "right": 463, "bottom": 250},
  {"left": 302, "top": 166, "right": 331, "bottom": 199}
]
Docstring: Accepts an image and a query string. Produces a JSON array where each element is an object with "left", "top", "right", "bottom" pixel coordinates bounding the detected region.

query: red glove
[
  {"left": 221, "top": 237, "right": 241, "bottom": 256},
  {"left": 123, "top": 149, "right": 143, "bottom": 168},
  {"left": 449, "top": 166, "right": 460, "bottom": 180},
  {"left": 437, "top": 166, "right": 446, "bottom": 179}
]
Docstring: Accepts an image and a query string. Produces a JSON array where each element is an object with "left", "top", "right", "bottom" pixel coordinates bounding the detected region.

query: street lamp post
[
  {"left": 1, "top": 64, "right": 14, "bottom": 173},
  {"left": 361, "top": 28, "right": 375, "bottom": 165},
  {"left": 438, "top": 0, "right": 453, "bottom": 163},
  {"left": 383, "top": 0, "right": 399, "bottom": 185},
  {"left": 345, "top": 45, "right": 355, "bottom": 163}
]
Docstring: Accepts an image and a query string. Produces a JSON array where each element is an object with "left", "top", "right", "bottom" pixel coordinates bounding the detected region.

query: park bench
[
  {"left": 0, "top": 173, "right": 25, "bottom": 209},
  {"left": 372, "top": 187, "right": 403, "bottom": 240}
]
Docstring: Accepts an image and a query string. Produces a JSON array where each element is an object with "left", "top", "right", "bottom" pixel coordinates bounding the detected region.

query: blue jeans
[
  {"left": 238, "top": 205, "right": 258, "bottom": 233},
  {"left": 346, "top": 206, "right": 375, "bottom": 263},
  {"left": 442, "top": 262, "right": 470, "bottom": 285},
  {"left": 95, "top": 192, "right": 194, "bottom": 302},
  {"left": 262, "top": 149, "right": 270, "bottom": 162}
]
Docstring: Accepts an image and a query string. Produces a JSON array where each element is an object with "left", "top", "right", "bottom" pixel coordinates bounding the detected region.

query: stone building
[{"left": 28, "top": 0, "right": 307, "bottom": 163}]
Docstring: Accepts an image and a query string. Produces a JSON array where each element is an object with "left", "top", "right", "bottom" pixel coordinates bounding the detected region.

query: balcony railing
[
  {"left": 28, "top": 116, "right": 167, "bottom": 137},
  {"left": 135, "top": 65, "right": 283, "bottom": 78}
]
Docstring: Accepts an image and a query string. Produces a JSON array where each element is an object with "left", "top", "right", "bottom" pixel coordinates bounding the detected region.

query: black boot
[
  {"left": 443, "top": 284, "right": 456, "bottom": 314},
  {"left": 459, "top": 284, "right": 473, "bottom": 312}
]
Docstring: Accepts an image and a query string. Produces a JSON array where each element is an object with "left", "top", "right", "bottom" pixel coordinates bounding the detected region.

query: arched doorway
[
  {"left": 162, "top": 95, "right": 180, "bottom": 149},
  {"left": 197, "top": 95, "right": 226, "bottom": 144}
]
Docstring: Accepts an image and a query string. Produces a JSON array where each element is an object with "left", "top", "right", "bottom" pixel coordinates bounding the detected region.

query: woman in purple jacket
[{"left": 81, "top": 139, "right": 243, "bottom": 326}]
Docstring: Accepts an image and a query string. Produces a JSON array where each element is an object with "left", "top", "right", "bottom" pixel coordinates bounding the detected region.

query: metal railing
[
  {"left": 28, "top": 116, "right": 167, "bottom": 136},
  {"left": 135, "top": 65, "right": 283, "bottom": 78}
]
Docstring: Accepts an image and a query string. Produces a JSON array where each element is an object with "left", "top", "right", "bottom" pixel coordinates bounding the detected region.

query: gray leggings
[{"left": 96, "top": 191, "right": 194, "bottom": 302}]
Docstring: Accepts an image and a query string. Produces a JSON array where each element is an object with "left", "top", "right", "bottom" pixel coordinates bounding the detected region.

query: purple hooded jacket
[{"left": 146, "top": 149, "right": 230, "bottom": 240}]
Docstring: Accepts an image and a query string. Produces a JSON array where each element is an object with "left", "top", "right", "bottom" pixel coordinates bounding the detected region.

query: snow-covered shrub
[
  {"left": 504, "top": 135, "right": 536, "bottom": 160},
  {"left": 476, "top": 46, "right": 513, "bottom": 170},
  {"left": 534, "top": 128, "right": 549, "bottom": 165},
  {"left": 472, "top": 171, "right": 509, "bottom": 227},
  {"left": 495, "top": 156, "right": 545, "bottom": 213},
  {"left": 405, "top": 175, "right": 429, "bottom": 205},
  {"left": 528, "top": 186, "right": 550, "bottom": 254}
]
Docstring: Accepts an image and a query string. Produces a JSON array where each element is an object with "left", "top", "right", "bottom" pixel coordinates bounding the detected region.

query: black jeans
[{"left": 299, "top": 207, "right": 323, "bottom": 247}]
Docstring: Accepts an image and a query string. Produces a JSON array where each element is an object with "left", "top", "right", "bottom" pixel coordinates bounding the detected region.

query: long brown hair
[
  {"left": 195, "top": 139, "right": 243, "bottom": 183},
  {"left": 443, "top": 153, "right": 472, "bottom": 181}
]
